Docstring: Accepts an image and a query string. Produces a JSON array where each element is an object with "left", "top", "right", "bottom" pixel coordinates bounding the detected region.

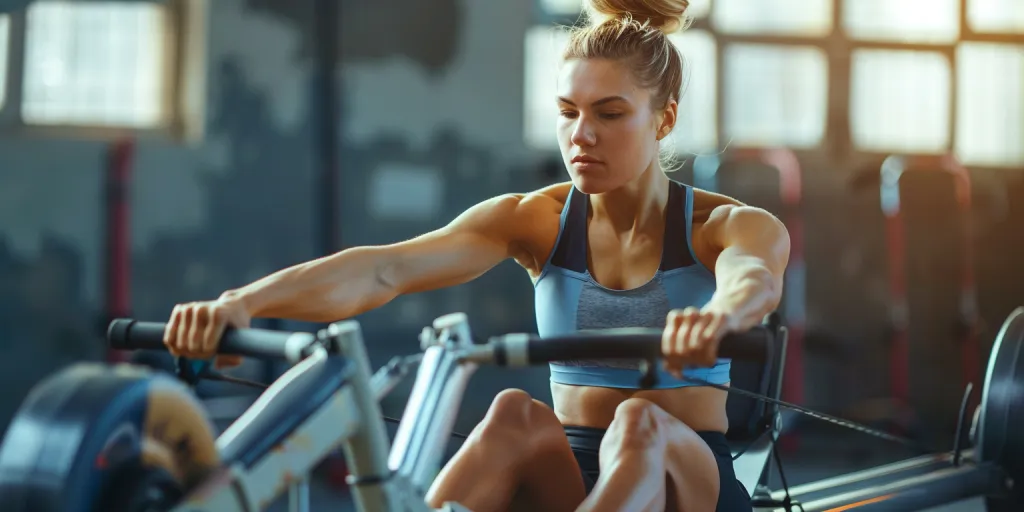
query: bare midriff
[{"left": 550, "top": 381, "right": 730, "bottom": 432}]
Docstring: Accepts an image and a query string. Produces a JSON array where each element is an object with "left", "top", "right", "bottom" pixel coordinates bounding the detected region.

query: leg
[
  {"left": 425, "top": 389, "right": 588, "bottom": 512},
  {"left": 578, "top": 398, "right": 721, "bottom": 512}
]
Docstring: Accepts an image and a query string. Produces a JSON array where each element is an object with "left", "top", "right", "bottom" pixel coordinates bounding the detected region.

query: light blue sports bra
[{"left": 533, "top": 180, "right": 731, "bottom": 389}]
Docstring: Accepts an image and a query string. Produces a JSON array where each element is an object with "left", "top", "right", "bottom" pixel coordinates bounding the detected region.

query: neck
[{"left": 589, "top": 164, "right": 670, "bottom": 234}]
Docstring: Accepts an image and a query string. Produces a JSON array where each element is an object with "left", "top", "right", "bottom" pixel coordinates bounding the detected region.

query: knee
[
  {"left": 475, "top": 389, "right": 553, "bottom": 441},
  {"left": 607, "top": 398, "right": 666, "bottom": 451}
]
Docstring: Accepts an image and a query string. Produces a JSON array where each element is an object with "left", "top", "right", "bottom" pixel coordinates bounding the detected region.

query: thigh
[
  {"left": 597, "top": 399, "right": 724, "bottom": 512},
  {"left": 653, "top": 407, "right": 724, "bottom": 512},
  {"left": 514, "top": 401, "right": 590, "bottom": 512}
]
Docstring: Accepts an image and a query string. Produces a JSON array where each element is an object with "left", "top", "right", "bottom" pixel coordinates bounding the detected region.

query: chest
[
  {"left": 585, "top": 222, "right": 663, "bottom": 290},
  {"left": 585, "top": 221, "right": 715, "bottom": 291}
]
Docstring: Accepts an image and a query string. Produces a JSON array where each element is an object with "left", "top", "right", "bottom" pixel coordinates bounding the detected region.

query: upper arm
[
  {"left": 378, "top": 194, "right": 535, "bottom": 295},
  {"left": 704, "top": 205, "right": 791, "bottom": 287}
]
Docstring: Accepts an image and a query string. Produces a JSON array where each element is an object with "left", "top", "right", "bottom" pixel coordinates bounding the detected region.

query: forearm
[
  {"left": 221, "top": 246, "right": 399, "bottom": 322},
  {"left": 705, "top": 266, "right": 781, "bottom": 330}
]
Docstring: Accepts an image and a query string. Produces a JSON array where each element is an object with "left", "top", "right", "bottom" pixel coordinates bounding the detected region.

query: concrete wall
[{"left": 1, "top": 0, "right": 1023, "bottom": 449}]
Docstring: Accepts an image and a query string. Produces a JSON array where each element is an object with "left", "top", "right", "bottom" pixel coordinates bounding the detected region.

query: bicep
[{"left": 380, "top": 195, "right": 522, "bottom": 295}]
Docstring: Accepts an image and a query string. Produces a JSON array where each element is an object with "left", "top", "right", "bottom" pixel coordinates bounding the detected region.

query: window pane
[
  {"left": 723, "top": 44, "right": 828, "bottom": 148},
  {"left": 667, "top": 30, "right": 716, "bottom": 154},
  {"left": 844, "top": 0, "right": 960, "bottom": 43},
  {"left": 22, "top": 2, "right": 167, "bottom": 128},
  {"left": 0, "top": 15, "right": 8, "bottom": 109},
  {"left": 968, "top": 0, "right": 1024, "bottom": 33},
  {"left": 523, "top": 25, "right": 569, "bottom": 150},
  {"left": 687, "top": 0, "right": 710, "bottom": 19},
  {"left": 540, "top": 0, "right": 710, "bottom": 20},
  {"left": 539, "top": 0, "right": 582, "bottom": 16},
  {"left": 850, "top": 49, "right": 951, "bottom": 153},
  {"left": 712, "top": 0, "right": 833, "bottom": 36},
  {"left": 955, "top": 43, "right": 1024, "bottom": 166}
]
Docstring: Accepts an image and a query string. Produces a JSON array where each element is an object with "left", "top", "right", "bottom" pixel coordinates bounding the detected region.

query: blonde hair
[{"left": 565, "top": 0, "right": 691, "bottom": 111}]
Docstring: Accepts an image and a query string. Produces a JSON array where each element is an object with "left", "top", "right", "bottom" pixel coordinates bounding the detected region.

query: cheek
[{"left": 608, "top": 119, "right": 657, "bottom": 162}]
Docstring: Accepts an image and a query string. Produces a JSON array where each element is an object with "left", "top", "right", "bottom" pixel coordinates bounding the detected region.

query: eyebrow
[{"left": 557, "top": 96, "right": 628, "bottom": 107}]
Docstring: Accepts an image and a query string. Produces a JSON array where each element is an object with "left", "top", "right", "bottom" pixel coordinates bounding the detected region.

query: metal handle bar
[{"left": 461, "top": 326, "right": 772, "bottom": 366}]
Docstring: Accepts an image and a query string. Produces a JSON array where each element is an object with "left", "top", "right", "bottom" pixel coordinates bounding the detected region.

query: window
[
  {"left": 523, "top": 25, "right": 569, "bottom": 150},
  {"left": 968, "top": 0, "right": 1024, "bottom": 33},
  {"left": 667, "top": 30, "right": 717, "bottom": 154},
  {"left": 22, "top": 2, "right": 168, "bottom": 128},
  {"left": 955, "top": 43, "right": 1024, "bottom": 166},
  {"left": 0, "top": 14, "right": 8, "bottom": 109},
  {"left": 844, "top": 0, "right": 960, "bottom": 43},
  {"left": 0, "top": 0, "right": 205, "bottom": 140},
  {"left": 539, "top": 0, "right": 710, "bottom": 19},
  {"left": 712, "top": 0, "right": 833, "bottom": 36},
  {"left": 539, "top": 0, "right": 582, "bottom": 17},
  {"left": 686, "top": 0, "right": 711, "bottom": 19},
  {"left": 724, "top": 44, "right": 828, "bottom": 148},
  {"left": 850, "top": 49, "right": 951, "bottom": 153}
]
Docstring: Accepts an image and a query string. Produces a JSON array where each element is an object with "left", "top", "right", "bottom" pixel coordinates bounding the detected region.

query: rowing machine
[
  {"left": 0, "top": 313, "right": 770, "bottom": 512},
  {"left": 0, "top": 307, "right": 1020, "bottom": 511}
]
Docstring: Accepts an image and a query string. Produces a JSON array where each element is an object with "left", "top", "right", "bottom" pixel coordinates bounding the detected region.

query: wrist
[{"left": 219, "top": 288, "right": 258, "bottom": 316}]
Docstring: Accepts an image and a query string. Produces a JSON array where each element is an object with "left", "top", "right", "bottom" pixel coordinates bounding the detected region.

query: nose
[{"left": 570, "top": 115, "right": 596, "bottom": 148}]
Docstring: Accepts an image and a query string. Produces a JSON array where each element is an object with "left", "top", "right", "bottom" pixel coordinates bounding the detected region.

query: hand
[
  {"left": 163, "top": 297, "right": 252, "bottom": 369},
  {"left": 661, "top": 306, "right": 737, "bottom": 376}
]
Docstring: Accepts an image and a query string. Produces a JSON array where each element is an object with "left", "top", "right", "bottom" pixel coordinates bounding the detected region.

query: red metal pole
[{"left": 105, "top": 137, "right": 135, "bottom": 363}]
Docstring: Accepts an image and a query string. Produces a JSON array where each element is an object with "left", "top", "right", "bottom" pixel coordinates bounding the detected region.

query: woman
[{"left": 164, "top": 0, "right": 790, "bottom": 510}]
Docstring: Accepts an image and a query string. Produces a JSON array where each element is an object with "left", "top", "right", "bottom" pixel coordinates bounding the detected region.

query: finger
[
  {"left": 201, "top": 304, "right": 223, "bottom": 356},
  {"left": 662, "top": 310, "right": 684, "bottom": 363},
  {"left": 164, "top": 305, "right": 182, "bottom": 356},
  {"left": 179, "top": 304, "right": 200, "bottom": 356},
  {"left": 701, "top": 313, "right": 725, "bottom": 342},
  {"left": 698, "top": 314, "right": 726, "bottom": 366},
  {"left": 688, "top": 312, "right": 713, "bottom": 350},
  {"left": 676, "top": 307, "right": 700, "bottom": 350},
  {"left": 667, "top": 307, "right": 700, "bottom": 376}
]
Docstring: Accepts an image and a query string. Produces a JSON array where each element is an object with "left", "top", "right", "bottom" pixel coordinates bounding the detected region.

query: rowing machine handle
[
  {"left": 107, "top": 318, "right": 298, "bottom": 360},
  {"left": 488, "top": 327, "right": 772, "bottom": 365}
]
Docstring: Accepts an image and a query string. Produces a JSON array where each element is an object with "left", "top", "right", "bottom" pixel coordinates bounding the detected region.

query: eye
[
  {"left": 559, "top": 110, "right": 579, "bottom": 119},
  {"left": 600, "top": 113, "right": 623, "bottom": 120}
]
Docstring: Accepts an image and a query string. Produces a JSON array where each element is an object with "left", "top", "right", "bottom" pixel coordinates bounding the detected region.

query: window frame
[
  {"left": 529, "top": 0, "right": 1024, "bottom": 170},
  {"left": 0, "top": 0, "right": 206, "bottom": 144}
]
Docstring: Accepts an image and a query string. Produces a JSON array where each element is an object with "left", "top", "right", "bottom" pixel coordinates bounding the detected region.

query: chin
[{"left": 570, "top": 173, "right": 620, "bottom": 195}]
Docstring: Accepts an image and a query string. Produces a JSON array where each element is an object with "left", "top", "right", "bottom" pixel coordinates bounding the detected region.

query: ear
[{"left": 655, "top": 100, "right": 678, "bottom": 141}]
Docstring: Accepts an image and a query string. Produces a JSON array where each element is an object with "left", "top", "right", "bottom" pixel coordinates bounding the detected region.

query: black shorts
[{"left": 563, "top": 425, "right": 752, "bottom": 512}]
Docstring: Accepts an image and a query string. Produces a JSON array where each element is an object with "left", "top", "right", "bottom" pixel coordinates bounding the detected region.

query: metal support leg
[{"left": 288, "top": 479, "right": 310, "bottom": 512}]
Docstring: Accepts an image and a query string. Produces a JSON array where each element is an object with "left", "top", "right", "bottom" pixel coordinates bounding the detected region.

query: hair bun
[{"left": 584, "top": 0, "right": 690, "bottom": 34}]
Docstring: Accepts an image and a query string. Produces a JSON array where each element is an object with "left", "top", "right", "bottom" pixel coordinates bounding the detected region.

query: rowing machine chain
[{"left": 678, "top": 374, "right": 939, "bottom": 454}]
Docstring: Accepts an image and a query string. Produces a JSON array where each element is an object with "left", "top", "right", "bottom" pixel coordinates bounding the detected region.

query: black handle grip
[
  {"left": 106, "top": 318, "right": 299, "bottom": 360},
  {"left": 510, "top": 326, "right": 772, "bottom": 364}
]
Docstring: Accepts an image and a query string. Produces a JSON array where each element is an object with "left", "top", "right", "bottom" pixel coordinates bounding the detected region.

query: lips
[{"left": 571, "top": 155, "right": 601, "bottom": 164}]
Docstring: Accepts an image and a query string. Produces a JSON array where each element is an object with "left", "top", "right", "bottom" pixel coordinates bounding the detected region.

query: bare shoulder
[
  {"left": 690, "top": 187, "right": 745, "bottom": 224},
  {"left": 492, "top": 182, "right": 572, "bottom": 276},
  {"left": 690, "top": 188, "right": 788, "bottom": 260},
  {"left": 521, "top": 181, "right": 573, "bottom": 211}
]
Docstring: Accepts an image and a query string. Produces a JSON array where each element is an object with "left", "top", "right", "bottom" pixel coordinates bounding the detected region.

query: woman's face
[{"left": 556, "top": 58, "right": 676, "bottom": 194}]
